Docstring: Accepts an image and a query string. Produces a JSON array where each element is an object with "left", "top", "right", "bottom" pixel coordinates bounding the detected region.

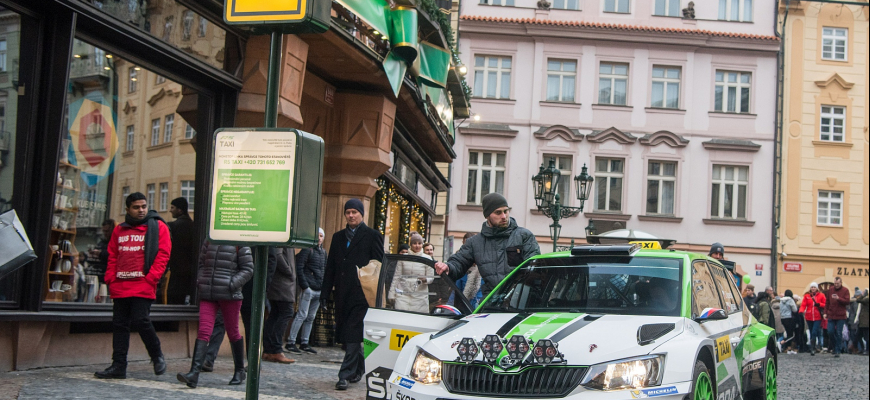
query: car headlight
[
  {"left": 410, "top": 350, "right": 442, "bottom": 385},
  {"left": 580, "top": 355, "right": 664, "bottom": 391}
]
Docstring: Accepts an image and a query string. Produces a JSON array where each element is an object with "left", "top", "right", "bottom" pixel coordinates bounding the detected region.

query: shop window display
[{"left": 0, "top": 7, "right": 21, "bottom": 303}]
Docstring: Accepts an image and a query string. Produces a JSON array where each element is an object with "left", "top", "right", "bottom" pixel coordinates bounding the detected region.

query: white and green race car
[{"left": 362, "top": 244, "right": 777, "bottom": 400}]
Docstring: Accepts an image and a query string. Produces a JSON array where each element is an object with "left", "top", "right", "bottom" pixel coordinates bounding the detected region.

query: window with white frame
[
  {"left": 714, "top": 71, "right": 751, "bottom": 113},
  {"left": 817, "top": 190, "right": 843, "bottom": 226},
  {"left": 0, "top": 39, "right": 6, "bottom": 72},
  {"left": 552, "top": 0, "right": 579, "bottom": 10},
  {"left": 595, "top": 157, "right": 624, "bottom": 212},
  {"left": 479, "top": 0, "right": 515, "bottom": 5},
  {"left": 598, "top": 62, "right": 629, "bottom": 105},
  {"left": 121, "top": 186, "right": 130, "bottom": 215},
  {"left": 185, "top": 123, "right": 196, "bottom": 139},
  {"left": 466, "top": 150, "right": 505, "bottom": 204},
  {"left": 604, "top": 0, "right": 630, "bottom": 13},
  {"left": 546, "top": 59, "right": 576, "bottom": 102},
  {"left": 646, "top": 161, "right": 677, "bottom": 215},
  {"left": 159, "top": 183, "right": 169, "bottom": 211},
  {"left": 820, "top": 106, "right": 845, "bottom": 142},
  {"left": 821, "top": 27, "right": 847, "bottom": 61},
  {"left": 711, "top": 165, "right": 748, "bottom": 219},
  {"left": 146, "top": 184, "right": 155, "bottom": 209},
  {"left": 651, "top": 66, "right": 680, "bottom": 108},
  {"left": 150, "top": 118, "right": 160, "bottom": 146},
  {"left": 543, "top": 155, "right": 573, "bottom": 204},
  {"left": 128, "top": 67, "right": 138, "bottom": 93},
  {"left": 198, "top": 16, "right": 208, "bottom": 37},
  {"left": 473, "top": 55, "right": 511, "bottom": 99},
  {"left": 125, "top": 125, "right": 135, "bottom": 152},
  {"left": 164, "top": 114, "right": 174, "bottom": 143},
  {"left": 181, "top": 180, "right": 195, "bottom": 207},
  {"left": 654, "top": 0, "right": 680, "bottom": 16},
  {"left": 718, "top": 0, "right": 752, "bottom": 22},
  {"left": 182, "top": 10, "right": 194, "bottom": 41}
]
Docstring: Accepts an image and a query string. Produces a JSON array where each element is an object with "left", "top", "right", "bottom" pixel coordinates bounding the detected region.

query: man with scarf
[
  {"left": 321, "top": 198, "right": 384, "bottom": 390},
  {"left": 95, "top": 192, "right": 172, "bottom": 379}
]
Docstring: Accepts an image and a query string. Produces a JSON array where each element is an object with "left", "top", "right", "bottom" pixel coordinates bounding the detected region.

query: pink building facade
[{"left": 449, "top": 0, "right": 780, "bottom": 286}]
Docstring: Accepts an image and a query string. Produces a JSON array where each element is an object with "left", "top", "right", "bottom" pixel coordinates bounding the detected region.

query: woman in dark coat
[
  {"left": 262, "top": 247, "right": 297, "bottom": 363},
  {"left": 177, "top": 243, "right": 253, "bottom": 388}
]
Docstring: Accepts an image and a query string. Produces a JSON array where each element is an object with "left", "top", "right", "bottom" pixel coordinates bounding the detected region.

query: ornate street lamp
[
  {"left": 532, "top": 158, "right": 594, "bottom": 252},
  {"left": 574, "top": 163, "right": 594, "bottom": 205}
]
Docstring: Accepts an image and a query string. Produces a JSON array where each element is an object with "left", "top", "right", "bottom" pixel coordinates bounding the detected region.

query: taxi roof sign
[
  {"left": 630, "top": 241, "right": 662, "bottom": 250},
  {"left": 224, "top": 0, "right": 330, "bottom": 31}
]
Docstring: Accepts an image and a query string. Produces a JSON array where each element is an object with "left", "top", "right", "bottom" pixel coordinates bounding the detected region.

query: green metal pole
[{"left": 245, "top": 30, "right": 283, "bottom": 400}]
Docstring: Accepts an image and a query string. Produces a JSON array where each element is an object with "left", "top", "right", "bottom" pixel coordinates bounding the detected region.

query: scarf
[
  {"left": 125, "top": 210, "right": 166, "bottom": 275},
  {"left": 345, "top": 223, "right": 364, "bottom": 248}
]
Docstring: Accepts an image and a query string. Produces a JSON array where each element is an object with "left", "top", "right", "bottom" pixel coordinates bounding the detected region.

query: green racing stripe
[{"left": 505, "top": 313, "right": 583, "bottom": 341}]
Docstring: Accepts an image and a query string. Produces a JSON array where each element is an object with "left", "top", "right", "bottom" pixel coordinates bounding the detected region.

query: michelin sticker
[
  {"left": 630, "top": 386, "right": 678, "bottom": 398},
  {"left": 398, "top": 377, "right": 415, "bottom": 389}
]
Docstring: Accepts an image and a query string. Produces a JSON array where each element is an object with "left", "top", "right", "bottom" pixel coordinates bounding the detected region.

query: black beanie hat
[
  {"left": 481, "top": 192, "right": 509, "bottom": 218},
  {"left": 345, "top": 198, "right": 365, "bottom": 217},
  {"left": 709, "top": 242, "right": 725, "bottom": 256},
  {"left": 170, "top": 197, "right": 188, "bottom": 213}
]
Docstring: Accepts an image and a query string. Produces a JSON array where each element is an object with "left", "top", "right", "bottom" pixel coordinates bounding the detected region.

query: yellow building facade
[{"left": 778, "top": 2, "right": 869, "bottom": 295}]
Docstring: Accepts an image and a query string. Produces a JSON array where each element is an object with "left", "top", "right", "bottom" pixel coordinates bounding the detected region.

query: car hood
[{"left": 422, "top": 312, "right": 685, "bottom": 367}]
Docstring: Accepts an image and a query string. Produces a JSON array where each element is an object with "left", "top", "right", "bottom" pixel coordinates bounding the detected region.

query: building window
[
  {"left": 150, "top": 118, "right": 160, "bottom": 146},
  {"left": 182, "top": 11, "right": 194, "bottom": 41},
  {"left": 604, "top": 0, "right": 630, "bottom": 13},
  {"left": 473, "top": 55, "right": 511, "bottom": 99},
  {"left": 552, "top": 0, "right": 579, "bottom": 10},
  {"left": 546, "top": 60, "right": 576, "bottom": 102},
  {"left": 121, "top": 186, "right": 130, "bottom": 215},
  {"left": 185, "top": 123, "right": 196, "bottom": 139},
  {"left": 466, "top": 150, "right": 505, "bottom": 204},
  {"left": 146, "top": 184, "right": 155, "bottom": 209},
  {"left": 711, "top": 165, "right": 748, "bottom": 219},
  {"left": 821, "top": 27, "right": 847, "bottom": 61},
  {"left": 651, "top": 66, "right": 680, "bottom": 108},
  {"left": 159, "top": 183, "right": 169, "bottom": 211},
  {"left": 654, "top": 0, "right": 680, "bottom": 16},
  {"left": 544, "top": 155, "right": 573, "bottom": 204},
  {"left": 0, "top": 39, "right": 6, "bottom": 72},
  {"left": 646, "top": 161, "right": 677, "bottom": 215},
  {"left": 595, "top": 157, "right": 624, "bottom": 212},
  {"left": 820, "top": 106, "right": 845, "bottom": 142},
  {"left": 125, "top": 125, "right": 135, "bottom": 152},
  {"left": 479, "top": 0, "right": 515, "bottom": 5},
  {"left": 128, "top": 67, "right": 138, "bottom": 93},
  {"left": 718, "top": 0, "right": 752, "bottom": 21},
  {"left": 181, "top": 180, "right": 195, "bottom": 207},
  {"left": 164, "top": 114, "right": 174, "bottom": 143},
  {"left": 198, "top": 16, "right": 208, "bottom": 37},
  {"left": 714, "top": 71, "right": 750, "bottom": 113},
  {"left": 155, "top": 75, "right": 166, "bottom": 84},
  {"left": 598, "top": 62, "right": 629, "bottom": 105},
  {"left": 817, "top": 190, "right": 843, "bottom": 226}
]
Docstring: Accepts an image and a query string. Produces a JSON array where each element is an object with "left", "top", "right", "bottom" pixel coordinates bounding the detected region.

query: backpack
[{"left": 747, "top": 299, "right": 761, "bottom": 321}]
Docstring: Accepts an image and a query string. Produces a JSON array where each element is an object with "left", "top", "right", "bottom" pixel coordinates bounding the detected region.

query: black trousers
[
  {"left": 204, "top": 310, "right": 226, "bottom": 364},
  {"left": 338, "top": 342, "right": 365, "bottom": 381},
  {"left": 111, "top": 297, "right": 162, "bottom": 367},
  {"left": 263, "top": 300, "right": 295, "bottom": 354}
]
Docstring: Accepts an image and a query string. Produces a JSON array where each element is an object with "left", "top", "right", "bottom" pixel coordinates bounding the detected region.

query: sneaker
[
  {"left": 285, "top": 343, "right": 301, "bottom": 354},
  {"left": 300, "top": 344, "right": 318, "bottom": 354},
  {"left": 335, "top": 379, "right": 349, "bottom": 390},
  {"left": 94, "top": 364, "right": 126, "bottom": 379}
]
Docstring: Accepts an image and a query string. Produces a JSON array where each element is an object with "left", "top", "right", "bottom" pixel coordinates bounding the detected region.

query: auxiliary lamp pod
[{"left": 456, "top": 334, "right": 565, "bottom": 365}]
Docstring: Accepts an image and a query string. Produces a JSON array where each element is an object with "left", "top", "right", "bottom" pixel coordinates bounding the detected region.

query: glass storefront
[
  {"left": 0, "top": 5, "right": 20, "bottom": 303},
  {"left": 374, "top": 178, "right": 429, "bottom": 254}
]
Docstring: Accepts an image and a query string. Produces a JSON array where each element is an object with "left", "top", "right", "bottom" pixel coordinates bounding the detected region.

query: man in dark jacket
[
  {"left": 322, "top": 199, "right": 385, "bottom": 390},
  {"left": 286, "top": 228, "right": 327, "bottom": 354},
  {"left": 262, "top": 247, "right": 297, "bottom": 364},
  {"left": 86, "top": 219, "right": 115, "bottom": 284},
  {"left": 165, "top": 197, "right": 197, "bottom": 305},
  {"left": 435, "top": 193, "right": 540, "bottom": 296},
  {"left": 825, "top": 277, "right": 850, "bottom": 357}
]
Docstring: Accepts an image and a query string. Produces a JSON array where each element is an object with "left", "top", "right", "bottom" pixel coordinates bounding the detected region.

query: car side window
[
  {"left": 691, "top": 260, "right": 723, "bottom": 316},
  {"left": 378, "top": 254, "right": 472, "bottom": 315},
  {"left": 708, "top": 262, "right": 740, "bottom": 314}
]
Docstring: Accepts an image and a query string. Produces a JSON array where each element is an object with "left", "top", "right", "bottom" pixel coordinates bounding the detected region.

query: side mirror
[{"left": 693, "top": 308, "right": 728, "bottom": 324}]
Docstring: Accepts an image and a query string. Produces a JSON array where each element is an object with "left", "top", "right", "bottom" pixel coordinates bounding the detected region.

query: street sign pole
[{"left": 245, "top": 30, "right": 284, "bottom": 400}]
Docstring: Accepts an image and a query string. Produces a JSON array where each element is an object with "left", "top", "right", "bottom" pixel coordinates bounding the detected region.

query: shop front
[{"left": 778, "top": 256, "right": 869, "bottom": 296}]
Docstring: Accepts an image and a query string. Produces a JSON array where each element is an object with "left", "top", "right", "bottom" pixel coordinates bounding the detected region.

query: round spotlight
[{"left": 507, "top": 335, "right": 530, "bottom": 361}]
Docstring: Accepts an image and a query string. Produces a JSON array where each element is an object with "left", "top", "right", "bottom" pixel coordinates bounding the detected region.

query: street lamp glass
[
  {"left": 541, "top": 158, "right": 560, "bottom": 206},
  {"left": 585, "top": 220, "right": 596, "bottom": 237},
  {"left": 549, "top": 222, "right": 561, "bottom": 243},
  {"left": 532, "top": 164, "right": 545, "bottom": 208},
  {"left": 574, "top": 163, "right": 594, "bottom": 202}
]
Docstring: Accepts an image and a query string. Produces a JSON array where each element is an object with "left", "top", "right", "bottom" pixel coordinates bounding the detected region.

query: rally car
[{"left": 362, "top": 244, "right": 777, "bottom": 400}]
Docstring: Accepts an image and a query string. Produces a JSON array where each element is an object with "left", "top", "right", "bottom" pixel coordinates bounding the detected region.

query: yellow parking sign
[
  {"left": 225, "top": 0, "right": 307, "bottom": 23},
  {"left": 630, "top": 241, "right": 662, "bottom": 250}
]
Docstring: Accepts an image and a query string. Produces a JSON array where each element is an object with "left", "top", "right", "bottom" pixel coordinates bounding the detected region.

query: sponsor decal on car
[
  {"left": 389, "top": 329, "right": 421, "bottom": 351},
  {"left": 465, "top": 313, "right": 490, "bottom": 318},
  {"left": 398, "top": 377, "right": 415, "bottom": 389},
  {"left": 741, "top": 359, "right": 763, "bottom": 375},
  {"left": 714, "top": 335, "right": 732, "bottom": 362},
  {"left": 365, "top": 367, "right": 392, "bottom": 400},
  {"left": 717, "top": 376, "right": 740, "bottom": 400},
  {"left": 630, "top": 386, "right": 679, "bottom": 398},
  {"left": 395, "top": 390, "right": 417, "bottom": 400}
]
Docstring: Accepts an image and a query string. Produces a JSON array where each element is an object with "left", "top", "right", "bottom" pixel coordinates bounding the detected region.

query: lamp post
[{"left": 532, "top": 158, "right": 594, "bottom": 252}]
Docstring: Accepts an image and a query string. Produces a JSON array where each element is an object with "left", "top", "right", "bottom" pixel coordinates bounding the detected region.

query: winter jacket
[
  {"left": 166, "top": 213, "right": 197, "bottom": 304},
  {"left": 771, "top": 298, "right": 784, "bottom": 333},
  {"left": 799, "top": 292, "right": 826, "bottom": 322},
  {"left": 196, "top": 243, "right": 254, "bottom": 301},
  {"left": 446, "top": 217, "right": 540, "bottom": 296},
  {"left": 858, "top": 294, "right": 869, "bottom": 328},
  {"left": 388, "top": 250, "right": 433, "bottom": 313},
  {"left": 757, "top": 299, "right": 774, "bottom": 328},
  {"left": 780, "top": 296, "right": 797, "bottom": 319},
  {"left": 296, "top": 246, "right": 326, "bottom": 291},
  {"left": 105, "top": 219, "right": 171, "bottom": 300},
  {"left": 267, "top": 248, "right": 296, "bottom": 302},
  {"left": 825, "top": 285, "right": 850, "bottom": 320}
]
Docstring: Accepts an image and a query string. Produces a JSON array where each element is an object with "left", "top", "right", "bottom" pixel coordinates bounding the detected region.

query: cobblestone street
[{"left": 1, "top": 346, "right": 866, "bottom": 399}]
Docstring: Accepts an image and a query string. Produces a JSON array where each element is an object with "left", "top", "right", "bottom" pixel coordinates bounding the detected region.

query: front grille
[{"left": 442, "top": 363, "right": 587, "bottom": 398}]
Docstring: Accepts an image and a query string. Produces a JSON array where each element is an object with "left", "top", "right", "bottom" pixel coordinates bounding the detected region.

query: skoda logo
[{"left": 499, "top": 356, "right": 517, "bottom": 369}]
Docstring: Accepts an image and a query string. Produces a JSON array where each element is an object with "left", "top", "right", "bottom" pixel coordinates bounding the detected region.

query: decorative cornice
[
  {"left": 459, "top": 123, "right": 518, "bottom": 137},
  {"left": 584, "top": 212, "right": 632, "bottom": 221},
  {"left": 703, "top": 218, "right": 755, "bottom": 227},
  {"left": 534, "top": 125, "right": 584, "bottom": 142},
  {"left": 639, "top": 130, "right": 689, "bottom": 148},
  {"left": 702, "top": 138, "right": 761, "bottom": 152},
  {"left": 815, "top": 73, "right": 855, "bottom": 90},
  {"left": 147, "top": 88, "right": 166, "bottom": 106},
  {"left": 587, "top": 127, "right": 637, "bottom": 144}
]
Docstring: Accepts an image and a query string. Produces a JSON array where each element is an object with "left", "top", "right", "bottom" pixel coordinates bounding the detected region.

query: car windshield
[{"left": 480, "top": 256, "right": 683, "bottom": 317}]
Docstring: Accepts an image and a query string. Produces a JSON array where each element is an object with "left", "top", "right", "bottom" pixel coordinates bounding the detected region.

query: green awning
[
  {"left": 383, "top": 51, "right": 408, "bottom": 97},
  {"left": 415, "top": 41, "right": 450, "bottom": 88},
  {"left": 335, "top": 0, "right": 390, "bottom": 38}
]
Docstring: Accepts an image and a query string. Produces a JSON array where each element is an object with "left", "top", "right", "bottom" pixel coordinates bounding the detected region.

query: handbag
[
  {"left": 0, "top": 209, "right": 37, "bottom": 280},
  {"left": 358, "top": 259, "right": 382, "bottom": 307}
]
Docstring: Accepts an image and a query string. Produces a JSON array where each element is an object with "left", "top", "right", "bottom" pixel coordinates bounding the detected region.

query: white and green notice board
[{"left": 209, "top": 128, "right": 323, "bottom": 246}]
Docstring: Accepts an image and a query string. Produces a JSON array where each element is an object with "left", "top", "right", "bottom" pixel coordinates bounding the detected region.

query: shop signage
[
  {"left": 755, "top": 263, "right": 763, "bottom": 270},
  {"left": 209, "top": 128, "right": 323, "bottom": 246},
  {"left": 837, "top": 267, "right": 869, "bottom": 277},
  {"left": 783, "top": 262, "right": 802, "bottom": 272},
  {"left": 224, "top": 0, "right": 331, "bottom": 33},
  {"left": 755, "top": 271, "right": 762, "bottom": 276}
]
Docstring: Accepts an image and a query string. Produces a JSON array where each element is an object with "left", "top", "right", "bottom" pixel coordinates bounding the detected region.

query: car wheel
[
  {"left": 745, "top": 350, "right": 777, "bottom": 400},
  {"left": 690, "top": 360, "right": 715, "bottom": 400}
]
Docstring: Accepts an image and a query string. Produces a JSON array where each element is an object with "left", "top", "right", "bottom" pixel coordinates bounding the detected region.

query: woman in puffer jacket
[
  {"left": 389, "top": 234, "right": 433, "bottom": 313},
  {"left": 799, "top": 282, "right": 826, "bottom": 355},
  {"left": 177, "top": 243, "right": 253, "bottom": 388}
]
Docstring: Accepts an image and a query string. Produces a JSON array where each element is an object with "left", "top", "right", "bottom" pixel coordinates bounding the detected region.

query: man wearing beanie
[
  {"left": 321, "top": 198, "right": 384, "bottom": 390},
  {"left": 435, "top": 192, "right": 540, "bottom": 296},
  {"left": 164, "top": 197, "right": 196, "bottom": 304}
]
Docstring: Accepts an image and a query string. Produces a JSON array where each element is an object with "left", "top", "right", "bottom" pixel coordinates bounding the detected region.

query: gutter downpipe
[{"left": 772, "top": 1, "right": 789, "bottom": 291}]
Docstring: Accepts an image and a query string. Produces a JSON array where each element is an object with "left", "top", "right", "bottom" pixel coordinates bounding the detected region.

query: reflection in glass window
[
  {"left": 598, "top": 62, "right": 628, "bottom": 105},
  {"left": 163, "top": 114, "right": 174, "bottom": 143},
  {"left": 691, "top": 261, "right": 722, "bottom": 316},
  {"left": 125, "top": 125, "right": 134, "bottom": 152},
  {"left": 595, "top": 157, "right": 624, "bottom": 212},
  {"left": 0, "top": 8, "right": 21, "bottom": 303}
]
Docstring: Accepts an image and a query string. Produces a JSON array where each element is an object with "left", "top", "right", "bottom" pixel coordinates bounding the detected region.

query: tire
[
  {"left": 745, "top": 350, "right": 777, "bottom": 400},
  {"left": 690, "top": 360, "right": 716, "bottom": 400}
]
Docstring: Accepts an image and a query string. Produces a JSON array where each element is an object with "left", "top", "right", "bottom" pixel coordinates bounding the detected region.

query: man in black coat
[
  {"left": 321, "top": 198, "right": 385, "bottom": 390},
  {"left": 165, "top": 197, "right": 196, "bottom": 304}
]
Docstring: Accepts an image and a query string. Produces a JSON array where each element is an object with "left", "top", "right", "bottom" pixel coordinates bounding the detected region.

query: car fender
[
  {"left": 391, "top": 330, "right": 437, "bottom": 377},
  {"left": 652, "top": 329, "right": 716, "bottom": 386}
]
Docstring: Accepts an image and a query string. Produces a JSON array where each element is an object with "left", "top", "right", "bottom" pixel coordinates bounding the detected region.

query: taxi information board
[{"left": 224, "top": 0, "right": 331, "bottom": 31}]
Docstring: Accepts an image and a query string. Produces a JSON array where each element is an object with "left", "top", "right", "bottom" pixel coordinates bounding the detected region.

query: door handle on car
[{"left": 366, "top": 329, "right": 387, "bottom": 339}]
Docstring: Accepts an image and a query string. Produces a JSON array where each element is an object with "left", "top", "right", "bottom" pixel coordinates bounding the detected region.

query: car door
[
  {"left": 691, "top": 260, "right": 741, "bottom": 399},
  {"left": 708, "top": 261, "right": 753, "bottom": 397},
  {"left": 363, "top": 254, "right": 473, "bottom": 400}
]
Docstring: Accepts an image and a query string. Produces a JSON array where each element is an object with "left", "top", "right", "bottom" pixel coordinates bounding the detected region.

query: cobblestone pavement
[{"left": 1, "top": 347, "right": 866, "bottom": 399}]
